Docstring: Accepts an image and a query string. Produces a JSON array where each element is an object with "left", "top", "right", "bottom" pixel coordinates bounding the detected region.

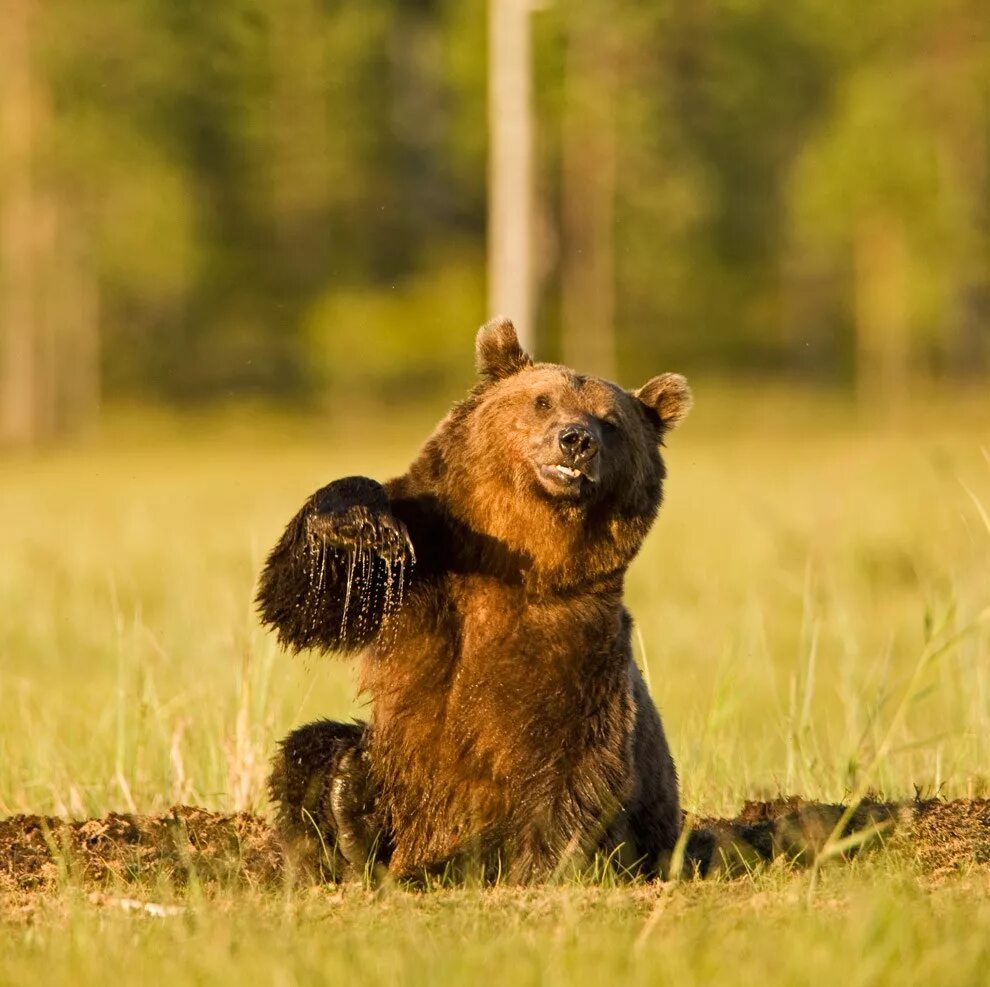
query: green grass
[
  {"left": 1, "top": 386, "right": 989, "bottom": 983},
  {"left": 3, "top": 870, "right": 990, "bottom": 987}
]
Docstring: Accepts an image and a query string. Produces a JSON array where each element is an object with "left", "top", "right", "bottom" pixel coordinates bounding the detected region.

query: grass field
[{"left": 1, "top": 386, "right": 988, "bottom": 984}]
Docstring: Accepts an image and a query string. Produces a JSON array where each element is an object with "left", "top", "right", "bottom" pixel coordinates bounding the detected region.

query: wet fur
[{"left": 259, "top": 318, "right": 691, "bottom": 882}]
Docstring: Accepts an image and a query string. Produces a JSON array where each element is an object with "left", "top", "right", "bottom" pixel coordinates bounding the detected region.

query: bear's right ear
[
  {"left": 633, "top": 373, "right": 692, "bottom": 432},
  {"left": 476, "top": 317, "right": 533, "bottom": 381}
]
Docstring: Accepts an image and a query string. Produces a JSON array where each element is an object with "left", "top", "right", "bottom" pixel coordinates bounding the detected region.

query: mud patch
[
  {"left": 1, "top": 799, "right": 988, "bottom": 894},
  {"left": 0, "top": 806, "right": 281, "bottom": 895},
  {"left": 685, "top": 797, "right": 902, "bottom": 876},
  {"left": 912, "top": 798, "right": 990, "bottom": 876},
  {"left": 686, "top": 797, "right": 990, "bottom": 879}
]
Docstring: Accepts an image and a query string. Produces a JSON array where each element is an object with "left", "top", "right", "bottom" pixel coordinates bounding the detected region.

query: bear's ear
[
  {"left": 633, "top": 373, "right": 692, "bottom": 432},
  {"left": 476, "top": 316, "right": 533, "bottom": 381}
]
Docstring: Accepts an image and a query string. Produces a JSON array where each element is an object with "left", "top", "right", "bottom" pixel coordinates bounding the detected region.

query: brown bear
[{"left": 257, "top": 318, "right": 692, "bottom": 883}]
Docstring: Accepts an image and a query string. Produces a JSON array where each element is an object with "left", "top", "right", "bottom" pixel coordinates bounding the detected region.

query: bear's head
[{"left": 417, "top": 317, "right": 692, "bottom": 591}]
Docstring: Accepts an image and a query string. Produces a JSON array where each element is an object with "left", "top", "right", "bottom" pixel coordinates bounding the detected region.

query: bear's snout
[{"left": 559, "top": 423, "right": 599, "bottom": 466}]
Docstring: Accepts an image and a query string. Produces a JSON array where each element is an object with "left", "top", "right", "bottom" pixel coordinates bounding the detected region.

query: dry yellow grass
[{"left": 0, "top": 387, "right": 988, "bottom": 984}]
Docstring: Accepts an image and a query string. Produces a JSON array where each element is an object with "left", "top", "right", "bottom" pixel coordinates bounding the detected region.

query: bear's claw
[{"left": 307, "top": 505, "right": 415, "bottom": 565}]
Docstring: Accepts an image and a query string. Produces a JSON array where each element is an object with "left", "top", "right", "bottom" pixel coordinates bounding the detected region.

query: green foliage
[
  {"left": 304, "top": 249, "right": 485, "bottom": 403},
  {"left": 5, "top": 0, "right": 989, "bottom": 402}
]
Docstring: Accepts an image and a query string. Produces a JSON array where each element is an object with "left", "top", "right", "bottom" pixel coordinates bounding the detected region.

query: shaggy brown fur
[{"left": 257, "top": 318, "right": 692, "bottom": 882}]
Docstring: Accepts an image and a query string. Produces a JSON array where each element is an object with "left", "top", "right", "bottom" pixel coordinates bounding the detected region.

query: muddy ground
[{"left": 1, "top": 799, "right": 988, "bottom": 895}]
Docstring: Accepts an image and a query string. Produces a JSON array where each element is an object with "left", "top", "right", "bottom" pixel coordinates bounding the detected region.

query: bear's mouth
[
  {"left": 534, "top": 460, "right": 599, "bottom": 498},
  {"left": 544, "top": 464, "right": 584, "bottom": 482}
]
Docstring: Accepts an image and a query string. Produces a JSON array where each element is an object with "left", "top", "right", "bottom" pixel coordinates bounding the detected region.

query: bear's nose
[{"left": 559, "top": 424, "right": 599, "bottom": 463}]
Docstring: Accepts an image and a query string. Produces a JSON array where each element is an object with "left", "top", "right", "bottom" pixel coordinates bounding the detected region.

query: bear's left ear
[
  {"left": 476, "top": 316, "right": 533, "bottom": 381},
  {"left": 633, "top": 373, "right": 693, "bottom": 431}
]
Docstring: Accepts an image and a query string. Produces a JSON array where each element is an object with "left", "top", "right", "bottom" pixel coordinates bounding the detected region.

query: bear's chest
[
  {"left": 448, "top": 576, "right": 627, "bottom": 723},
  {"left": 367, "top": 577, "right": 635, "bottom": 873}
]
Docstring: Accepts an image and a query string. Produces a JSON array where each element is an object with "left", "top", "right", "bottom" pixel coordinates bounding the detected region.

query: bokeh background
[
  {"left": 1, "top": 0, "right": 989, "bottom": 439},
  {"left": 2, "top": 7, "right": 990, "bottom": 983}
]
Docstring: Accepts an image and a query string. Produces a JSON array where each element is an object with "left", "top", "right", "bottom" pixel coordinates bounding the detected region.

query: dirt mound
[
  {"left": 685, "top": 797, "right": 902, "bottom": 875},
  {"left": 0, "top": 806, "right": 281, "bottom": 894},
  {"left": 685, "top": 797, "right": 990, "bottom": 878},
  {"left": 1, "top": 799, "right": 987, "bottom": 893},
  {"left": 912, "top": 798, "right": 990, "bottom": 875}
]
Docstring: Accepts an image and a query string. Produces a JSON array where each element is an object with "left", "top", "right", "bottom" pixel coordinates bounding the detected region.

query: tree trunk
[
  {"left": 932, "top": 15, "right": 989, "bottom": 378},
  {"left": 0, "top": 0, "right": 40, "bottom": 446},
  {"left": 488, "top": 0, "right": 537, "bottom": 353},
  {"left": 560, "top": 4, "right": 617, "bottom": 381},
  {"left": 1, "top": 0, "right": 100, "bottom": 445}
]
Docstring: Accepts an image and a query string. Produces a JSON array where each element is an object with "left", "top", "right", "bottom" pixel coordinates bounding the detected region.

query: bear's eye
[
  {"left": 535, "top": 395, "right": 552, "bottom": 412},
  {"left": 601, "top": 415, "right": 620, "bottom": 432}
]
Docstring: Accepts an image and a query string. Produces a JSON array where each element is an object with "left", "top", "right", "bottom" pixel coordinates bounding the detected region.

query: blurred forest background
[{"left": 1, "top": 0, "right": 988, "bottom": 445}]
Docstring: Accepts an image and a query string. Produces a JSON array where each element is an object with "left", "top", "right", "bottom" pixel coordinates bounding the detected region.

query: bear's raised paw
[{"left": 306, "top": 505, "right": 415, "bottom": 567}]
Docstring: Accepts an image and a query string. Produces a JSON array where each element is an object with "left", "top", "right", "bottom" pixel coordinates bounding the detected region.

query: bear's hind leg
[
  {"left": 269, "top": 719, "right": 386, "bottom": 881},
  {"left": 330, "top": 747, "right": 389, "bottom": 880}
]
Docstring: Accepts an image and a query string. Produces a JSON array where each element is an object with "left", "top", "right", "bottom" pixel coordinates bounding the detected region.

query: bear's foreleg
[{"left": 256, "top": 476, "right": 415, "bottom": 654}]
